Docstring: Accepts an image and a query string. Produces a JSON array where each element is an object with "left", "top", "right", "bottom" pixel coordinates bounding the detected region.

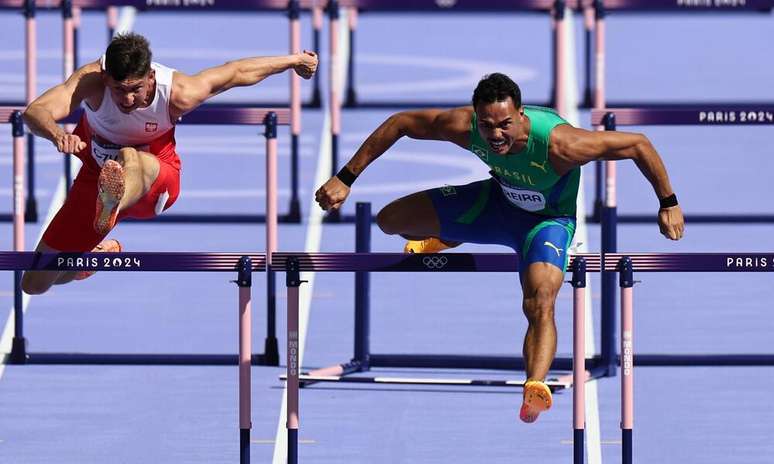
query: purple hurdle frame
[
  {"left": 2, "top": 105, "right": 287, "bottom": 367},
  {"left": 236, "top": 257, "right": 254, "bottom": 464},
  {"left": 0, "top": 251, "right": 265, "bottom": 464},
  {"left": 592, "top": 104, "right": 774, "bottom": 373},
  {"left": 583, "top": 0, "right": 774, "bottom": 109},
  {"left": 6, "top": 109, "right": 27, "bottom": 362},
  {"left": 280, "top": 251, "right": 774, "bottom": 462},
  {"left": 618, "top": 256, "right": 634, "bottom": 464},
  {"left": 331, "top": 0, "right": 567, "bottom": 110},
  {"left": 571, "top": 257, "right": 587, "bottom": 464},
  {"left": 280, "top": 251, "right": 595, "bottom": 463}
]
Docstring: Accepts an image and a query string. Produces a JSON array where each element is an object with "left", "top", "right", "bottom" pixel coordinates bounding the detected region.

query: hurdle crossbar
[
  {"left": 581, "top": 0, "right": 774, "bottom": 109},
  {"left": 590, "top": 106, "right": 774, "bottom": 224},
  {"left": 279, "top": 250, "right": 774, "bottom": 462},
  {"left": 280, "top": 252, "right": 592, "bottom": 464},
  {"left": 0, "top": 252, "right": 263, "bottom": 464},
  {"left": 328, "top": 0, "right": 563, "bottom": 115},
  {"left": 337, "top": 0, "right": 559, "bottom": 109}
]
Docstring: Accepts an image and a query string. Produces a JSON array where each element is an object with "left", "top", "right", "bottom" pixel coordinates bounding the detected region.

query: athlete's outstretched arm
[
  {"left": 23, "top": 61, "right": 103, "bottom": 154},
  {"left": 314, "top": 107, "right": 470, "bottom": 211},
  {"left": 170, "top": 51, "right": 318, "bottom": 117},
  {"left": 550, "top": 125, "right": 684, "bottom": 240}
]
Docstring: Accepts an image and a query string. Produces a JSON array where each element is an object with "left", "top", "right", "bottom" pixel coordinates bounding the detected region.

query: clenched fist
[
  {"left": 658, "top": 205, "right": 684, "bottom": 240},
  {"left": 54, "top": 132, "right": 86, "bottom": 154},
  {"left": 294, "top": 50, "right": 318, "bottom": 80},
  {"left": 315, "top": 176, "right": 350, "bottom": 211}
]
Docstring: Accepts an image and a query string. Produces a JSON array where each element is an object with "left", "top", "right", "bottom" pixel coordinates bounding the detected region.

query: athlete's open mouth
[{"left": 489, "top": 139, "right": 507, "bottom": 151}]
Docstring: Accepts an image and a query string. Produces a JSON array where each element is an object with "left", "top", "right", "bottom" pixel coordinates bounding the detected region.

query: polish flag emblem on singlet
[{"left": 145, "top": 122, "right": 158, "bottom": 132}]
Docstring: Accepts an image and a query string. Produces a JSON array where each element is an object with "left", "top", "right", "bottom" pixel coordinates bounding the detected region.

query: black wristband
[
  {"left": 659, "top": 193, "right": 678, "bottom": 209},
  {"left": 335, "top": 166, "right": 358, "bottom": 187}
]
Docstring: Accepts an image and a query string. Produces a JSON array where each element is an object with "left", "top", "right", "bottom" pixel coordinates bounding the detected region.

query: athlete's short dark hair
[
  {"left": 472, "top": 73, "right": 522, "bottom": 109},
  {"left": 104, "top": 33, "right": 152, "bottom": 81}
]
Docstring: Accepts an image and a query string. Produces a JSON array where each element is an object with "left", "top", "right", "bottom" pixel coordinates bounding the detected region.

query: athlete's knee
[
  {"left": 523, "top": 284, "right": 557, "bottom": 323},
  {"left": 21, "top": 272, "right": 53, "bottom": 295},
  {"left": 376, "top": 202, "right": 405, "bottom": 235},
  {"left": 118, "top": 147, "right": 139, "bottom": 167}
]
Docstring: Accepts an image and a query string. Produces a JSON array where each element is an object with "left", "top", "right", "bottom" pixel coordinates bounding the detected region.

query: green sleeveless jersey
[{"left": 469, "top": 106, "right": 580, "bottom": 217}]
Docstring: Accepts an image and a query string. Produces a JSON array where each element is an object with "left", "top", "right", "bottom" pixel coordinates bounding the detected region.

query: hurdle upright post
[
  {"left": 590, "top": 0, "right": 606, "bottom": 223},
  {"left": 619, "top": 256, "right": 634, "bottom": 464},
  {"left": 24, "top": 0, "right": 38, "bottom": 222},
  {"left": 10, "top": 111, "right": 27, "bottom": 364},
  {"left": 264, "top": 112, "right": 280, "bottom": 365},
  {"left": 570, "top": 256, "right": 587, "bottom": 464},
  {"left": 345, "top": 6, "right": 358, "bottom": 107},
  {"left": 62, "top": 0, "right": 75, "bottom": 194},
  {"left": 236, "top": 256, "right": 253, "bottom": 464},
  {"left": 106, "top": 6, "right": 118, "bottom": 42},
  {"left": 286, "top": 257, "right": 306, "bottom": 464},
  {"left": 310, "top": 3, "right": 324, "bottom": 108},
  {"left": 600, "top": 112, "right": 617, "bottom": 376},
  {"left": 288, "top": 0, "right": 303, "bottom": 222},
  {"left": 325, "top": 0, "right": 342, "bottom": 222},
  {"left": 581, "top": 2, "right": 594, "bottom": 108},
  {"left": 552, "top": 0, "right": 567, "bottom": 117},
  {"left": 354, "top": 202, "right": 371, "bottom": 368}
]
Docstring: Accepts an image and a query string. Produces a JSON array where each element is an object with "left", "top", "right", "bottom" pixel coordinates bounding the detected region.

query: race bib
[
  {"left": 90, "top": 136, "right": 121, "bottom": 167},
  {"left": 90, "top": 136, "right": 150, "bottom": 167},
  {"left": 496, "top": 179, "right": 546, "bottom": 212}
]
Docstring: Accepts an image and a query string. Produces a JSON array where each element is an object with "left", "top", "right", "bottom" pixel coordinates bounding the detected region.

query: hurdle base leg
[
  {"left": 323, "top": 209, "right": 342, "bottom": 223},
  {"left": 581, "top": 87, "right": 593, "bottom": 109},
  {"left": 344, "top": 87, "right": 357, "bottom": 108},
  {"left": 590, "top": 199, "right": 603, "bottom": 224},
  {"left": 9, "top": 336, "right": 27, "bottom": 364},
  {"left": 262, "top": 336, "right": 279, "bottom": 366},
  {"left": 240, "top": 428, "right": 250, "bottom": 464},
  {"left": 305, "top": 88, "right": 322, "bottom": 109},
  {"left": 623, "top": 428, "right": 632, "bottom": 464},
  {"left": 574, "top": 429, "right": 584, "bottom": 464},
  {"left": 288, "top": 428, "right": 298, "bottom": 464},
  {"left": 283, "top": 199, "right": 302, "bottom": 224},
  {"left": 24, "top": 198, "right": 38, "bottom": 223}
]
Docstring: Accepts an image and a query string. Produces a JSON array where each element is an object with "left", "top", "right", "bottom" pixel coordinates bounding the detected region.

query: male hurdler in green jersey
[{"left": 315, "top": 73, "right": 684, "bottom": 422}]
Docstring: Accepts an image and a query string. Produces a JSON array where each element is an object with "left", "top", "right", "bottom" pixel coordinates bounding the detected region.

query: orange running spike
[{"left": 94, "top": 160, "right": 125, "bottom": 235}]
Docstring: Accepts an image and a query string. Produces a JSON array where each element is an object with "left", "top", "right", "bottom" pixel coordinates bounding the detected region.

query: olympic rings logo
[{"left": 422, "top": 256, "right": 448, "bottom": 269}]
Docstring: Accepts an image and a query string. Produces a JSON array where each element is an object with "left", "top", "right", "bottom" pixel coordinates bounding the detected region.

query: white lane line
[
  {"left": 270, "top": 9, "right": 350, "bottom": 464},
  {"left": 254, "top": 439, "right": 317, "bottom": 445},
  {"left": 0, "top": 8, "right": 136, "bottom": 374},
  {"left": 561, "top": 7, "right": 603, "bottom": 464}
]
